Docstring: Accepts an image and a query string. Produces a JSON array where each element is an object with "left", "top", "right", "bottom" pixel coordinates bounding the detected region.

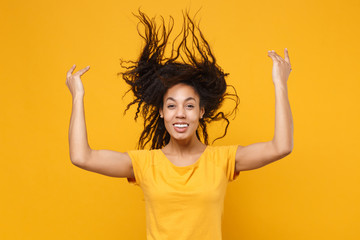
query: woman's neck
[{"left": 163, "top": 137, "right": 206, "bottom": 155}]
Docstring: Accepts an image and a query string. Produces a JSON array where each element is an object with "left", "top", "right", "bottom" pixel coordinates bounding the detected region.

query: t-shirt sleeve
[
  {"left": 126, "top": 150, "right": 150, "bottom": 186},
  {"left": 224, "top": 145, "right": 240, "bottom": 182}
]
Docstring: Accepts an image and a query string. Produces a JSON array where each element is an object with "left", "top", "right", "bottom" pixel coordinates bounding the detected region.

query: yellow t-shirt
[{"left": 127, "top": 145, "right": 239, "bottom": 240}]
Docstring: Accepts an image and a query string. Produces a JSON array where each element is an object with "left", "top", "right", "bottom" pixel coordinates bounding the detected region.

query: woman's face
[{"left": 160, "top": 83, "right": 204, "bottom": 143}]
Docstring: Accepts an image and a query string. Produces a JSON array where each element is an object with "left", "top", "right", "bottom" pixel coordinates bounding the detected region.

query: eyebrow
[{"left": 166, "top": 97, "right": 197, "bottom": 102}]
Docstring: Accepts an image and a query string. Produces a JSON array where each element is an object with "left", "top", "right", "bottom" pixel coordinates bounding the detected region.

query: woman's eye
[
  {"left": 167, "top": 105, "right": 175, "bottom": 109},
  {"left": 186, "top": 105, "right": 194, "bottom": 109}
]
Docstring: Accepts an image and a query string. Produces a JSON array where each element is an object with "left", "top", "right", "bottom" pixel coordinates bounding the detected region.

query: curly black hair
[{"left": 118, "top": 9, "right": 240, "bottom": 150}]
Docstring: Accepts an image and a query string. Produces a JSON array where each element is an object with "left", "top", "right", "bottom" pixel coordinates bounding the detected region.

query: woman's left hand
[{"left": 267, "top": 48, "right": 292, "bottom": 87}]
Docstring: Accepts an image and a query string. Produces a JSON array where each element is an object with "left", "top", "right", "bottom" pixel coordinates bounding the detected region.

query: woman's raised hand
[
  {"left": 267, "top": 49, "right": 292, "bottom": 87},
  {"left": 66, "top": 64, "right": 90, "bottom": 98}
]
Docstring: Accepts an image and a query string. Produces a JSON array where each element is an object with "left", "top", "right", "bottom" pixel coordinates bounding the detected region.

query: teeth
[{"left": 174, "top": 124, "right": 188, "bottom": 128}]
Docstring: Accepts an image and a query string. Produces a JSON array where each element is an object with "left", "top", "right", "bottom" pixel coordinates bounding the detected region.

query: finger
[
  {"left": 267, "top": 51, "right": 279, "bottom": 62},
  {"left": 75, "top": 66, "right": 90, "bottom": 77},
  {"left": 284, "top": 48, "right": 291, "bottom": 65},
  {"left": 271, "top": 51, "right": 284, "bottom": 62},
  {"left": 274, "top": 54, "right": 283, "bottom": 62},
  {"left": 67, "top": 64, "right": 76, "bottom": 78}
]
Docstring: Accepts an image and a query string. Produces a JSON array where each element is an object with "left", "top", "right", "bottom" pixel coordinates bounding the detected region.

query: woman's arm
[
  {"left": 235, "top": 49, "right": 293, "bottom": 172},
  {"left": 66, "top": 65, "right": 134, "bottom": 178},
  {"left": 272, "top": 83, "right": 293, "bottom": 154},
  {"left": 68, "top": 94, "right": 91, "bottom": 164}
]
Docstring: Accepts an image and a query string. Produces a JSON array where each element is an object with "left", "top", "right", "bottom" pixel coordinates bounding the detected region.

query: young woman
[{"left": 66, "top": 10, "right": 293, "bottom": 240}]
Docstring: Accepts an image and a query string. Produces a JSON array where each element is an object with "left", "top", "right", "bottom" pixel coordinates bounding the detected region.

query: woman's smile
[{"left": 173, "top": 122, "right": 190, "bottom": 132}]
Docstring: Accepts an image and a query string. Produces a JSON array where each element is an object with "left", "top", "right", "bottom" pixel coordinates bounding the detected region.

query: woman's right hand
[{"left": 66, "top": 64, "right": 90, "bottom": 97}]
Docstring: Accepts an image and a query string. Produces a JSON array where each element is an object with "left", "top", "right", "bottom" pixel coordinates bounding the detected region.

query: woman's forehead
[{"left": 164, "top": 83, "right": 200, "bottom": 101}]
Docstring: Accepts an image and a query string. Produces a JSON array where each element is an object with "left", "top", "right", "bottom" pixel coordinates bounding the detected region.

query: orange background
[{"left": 1, "top": 0, "right": 359, "bottom": 239}]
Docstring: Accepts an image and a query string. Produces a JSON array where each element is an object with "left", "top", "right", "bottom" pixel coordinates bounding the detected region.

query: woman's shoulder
[
  {"left": 128, "top": 148, "right": 161, "bottom": 153},
  {"left": 127, "top": 148, "right": 161, "bottom": 159},
  {"left": 205, "top": 145, "right": 239, "bottom": 161},
  {"left": 206, "top": 145, "right": 238, "bottom": 152}
]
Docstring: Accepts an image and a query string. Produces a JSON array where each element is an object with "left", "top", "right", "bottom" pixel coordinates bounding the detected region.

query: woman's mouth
[{"left": 173, "top": 123, "right": 189, "bottom": 133}]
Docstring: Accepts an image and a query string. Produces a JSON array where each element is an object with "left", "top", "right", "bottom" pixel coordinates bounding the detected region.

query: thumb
[{"left": 284, "top": 48, "right": 291, "bottom": 65}]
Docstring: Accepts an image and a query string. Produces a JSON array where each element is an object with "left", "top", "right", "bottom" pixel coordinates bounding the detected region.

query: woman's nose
[{"left": 175, "top": 107, "right": 186, "bottom": 118}]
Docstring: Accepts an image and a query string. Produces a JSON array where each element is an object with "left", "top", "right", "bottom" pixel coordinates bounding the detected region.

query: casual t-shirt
[{"left": 127, "top": 145, "right": 239, "bottom": 240}]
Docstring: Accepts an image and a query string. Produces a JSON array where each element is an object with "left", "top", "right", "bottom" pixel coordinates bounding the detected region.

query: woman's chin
[{"left": 169, "top": 132, "right": 198, "bottom": 143}]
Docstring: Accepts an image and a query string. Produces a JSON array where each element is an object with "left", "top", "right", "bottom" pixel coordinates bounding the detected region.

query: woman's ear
[
  {"left": 159, "top": 108, "right": 164, "bottom": 118},
  {"left": 200, "top": 107, "right": 205, "bottom": 119}
]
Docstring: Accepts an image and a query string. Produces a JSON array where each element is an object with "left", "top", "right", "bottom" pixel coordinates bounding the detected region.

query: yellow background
[{"left": 1, "top": 0, "right": 359, "bottom": 239}]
